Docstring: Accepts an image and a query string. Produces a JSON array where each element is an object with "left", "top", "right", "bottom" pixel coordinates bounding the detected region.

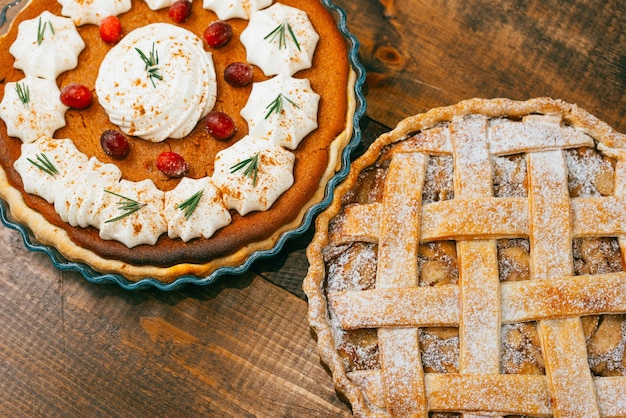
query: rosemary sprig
[
  {"left": 104, "top": 190, "right": 146, "bottom": 223},
  {"left": 177, "top": 190, "right": 203, "bottom": 219},
  {"left": 230, "top": 154, "right": 259, "bottom": 187},
  {"left": 135, "top": 43, "right": 162, "bottom": 88},
  {"left": 264, "top": 20, "right": 301, "bottom": 51},
  {"left": 15, "top": 81, "right": 30, "bottom": 106},
  {"left": 37, "top": 16, "right": 54, "bottom": 45},
  {"left": 27, "top": 153, "right": 58, "bottom": 176},
  {"left": 264, "top": 93, "right": 299, "bottom": 119}
]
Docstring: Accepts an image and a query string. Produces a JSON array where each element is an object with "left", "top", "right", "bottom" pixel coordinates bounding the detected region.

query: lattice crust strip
[
  {"left": 329, "top": 273, "right": 626, "bottom": 328},
  {"left": 376, "top": 152, "right": 428, "bottom": 414},
  {"left": 303, "top": 98, "right": 626, "bottom": 417},
  {"left": 346, "top": 370, "right": 626, "bottom": 417}
]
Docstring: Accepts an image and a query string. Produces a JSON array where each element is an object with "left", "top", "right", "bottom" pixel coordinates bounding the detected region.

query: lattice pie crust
[{"left": 304, "top": 98, "right": 626, "bottom": 417}]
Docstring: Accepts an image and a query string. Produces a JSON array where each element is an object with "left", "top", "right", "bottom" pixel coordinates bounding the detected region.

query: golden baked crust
[
  {"left": 304, "top": 98, "right": 626, "bottom": 417},
  {"left": 0, "top": 0, "right": 355, "bottom": 281}
]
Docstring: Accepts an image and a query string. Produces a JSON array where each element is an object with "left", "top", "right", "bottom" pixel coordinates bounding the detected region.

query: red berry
[
  {"left": 205, "top": 111, "right": 236, "bottom": 140},
  {"left": 100, "top": 130, "right": 130, "bottom": 159},
  {"left": 100, "top": 16, "right": 122, "bottom": 44},
  {"left": 156, "top": 151, "right": 189, "bottom": 178},
  {"left": 60, "top": 84, "right": 93, "bottom": 109},
  {"left": 203, "top": 21, "right": 233, "bottom": 48},
  {"left": 224, "top": 62, "right": 253, "bottom": 87},
  {"left": 169, "top": 0, "right": 192, "bottom": 23}
]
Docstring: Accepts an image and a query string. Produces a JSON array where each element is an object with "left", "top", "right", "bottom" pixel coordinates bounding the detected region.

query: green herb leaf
[
  {"left": 230, "top": 154, "right": 259, "bottom": 187},
  {"left": 264, "top": 20, "right": 301, "bottom": 51},
  {"left": 264, "top": 93, "right": 299, "bottom": 119},
  {"left": 104, "top": 190, "right": 146, "bottom": 223},
  {"left": 27, "top": 153, "right": 58, "bottom": 176},
  {"left": 37, "top": 16, "right": 54, "bottom": 45},
  {"left": 15, "top": 81, "right": 30, "bottom": 106},
  {"left": 177, "top": 190, "right": 203, "bottom": 220},
  {"left": 136, "top": 43, "right": 162, "bottom": 88}
]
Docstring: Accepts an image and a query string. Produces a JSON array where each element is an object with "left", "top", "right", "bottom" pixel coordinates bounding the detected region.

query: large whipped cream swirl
[{"left": 95, "top": 23, "right": 217, "bottom": 142}]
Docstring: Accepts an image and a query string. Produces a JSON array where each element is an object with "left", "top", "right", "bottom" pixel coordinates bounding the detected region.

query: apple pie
[{"left": 304, "top": 97, "right": 626, "bottom": 417}]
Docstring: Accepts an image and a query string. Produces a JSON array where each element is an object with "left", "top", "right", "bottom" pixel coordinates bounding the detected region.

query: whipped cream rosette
[
  {"left": 202, "top": 0, "right": 272, "bottom": 20},
  {"left": 240, "top": 3, "right": 319, "bottom": 76},
  {"left": 57, "top": 0, "right": 132, "bottom": 25},
  {"left": 212, "top": 135, "right": 295, "bottom": 216},
  {"left": 0, "top": 76, "right": 68, "bottom": 144},
  {"left": 54, "top": 158, "right": 123, "bottom": 228},
  {"left": 164, "top": 177, "right": 231, "bottom": 242},
  {"left": 9, "top": 10, "right": 84, "bottom": 80},
  {"left": 98, "top": 179, "right": 167, "bottom": 247},
  {"left": 16, "top": 138, "right": 123, "bottom": 230},
  {"left": 14, "top": 137, "right": 86, "bottom": 204},
  {"left": 241, "top": 72, "right": 320, "bottom": 150}
]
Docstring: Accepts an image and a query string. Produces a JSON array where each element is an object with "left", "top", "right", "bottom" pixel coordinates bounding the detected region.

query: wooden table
[{"left": 1, "top": 1, "right": 625, "bottom": 416}]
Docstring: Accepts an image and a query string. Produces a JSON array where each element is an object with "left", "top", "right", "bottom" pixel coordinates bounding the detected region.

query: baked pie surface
[{"left": 304, "top": 98, "right": 626, "bottom": 417}]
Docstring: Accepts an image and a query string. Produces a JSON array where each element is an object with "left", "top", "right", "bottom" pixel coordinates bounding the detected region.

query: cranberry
[
  {"left": 169, "top": 0, "right": 192, "bottom": 23},
  {"left": 156, "top": 151, "right": 189, "bottom": 178},
  {"left": 100, "top": 130, "right": 130, "bottom": 159},
  {"left": 224, "top": 62, "right": 253, "bottom": 87},
  {"left": 99, "top": 16, "right": 122, "bottom": 44},
  {"left": 60, "top": 84, "right": 93, "bottom": 109},
  {"left": 205, "top": 111, "right": 236, "bottom": 140},
  {"left": 203, "top": 21, "right": 233, "bottom": 48}
]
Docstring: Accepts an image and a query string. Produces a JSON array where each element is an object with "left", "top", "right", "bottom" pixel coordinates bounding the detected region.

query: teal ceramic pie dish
[{"left": 0, "top": 0, "right": 366, "bottom": 290}]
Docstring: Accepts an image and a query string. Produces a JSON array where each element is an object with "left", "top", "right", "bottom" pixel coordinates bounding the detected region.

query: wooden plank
[
  {"left": 0, "top": 227, "right": 349, "bottom": 417},
  {"left": 332, "top": 0, "right": 626, "bottom": 133}
]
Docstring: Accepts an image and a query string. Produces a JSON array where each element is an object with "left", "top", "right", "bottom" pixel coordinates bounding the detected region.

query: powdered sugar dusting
[
  {"left": 418, "top": 242, "right": 458, "bottom": 287},
  {"left": 423, "top": 155, "right": 454, "bottom": 203},
  {"left": 501, "top": 322, "right": 545, "bottom": 375},
  {"left": 489, "top": 116, "right": 594, "bottom": 155},
  {"left": 314, "top": 107, "right": 626, "bottom": 416},
  {"left": 497, "top": 239, "right": 531, "bottom": 282},
  {"left": 493, "top": 154, "right": 528, "bottom": 198},
  {"left": 527, "top": 150, "right": 573, "bottom": 279},
  {"left": 566, "top": 147, "right": 616, "bottom": 197},
  {"left": 573, "top": 237, "right": 623, "bottom": 276},
  {"left": 419, "top": 328, "right": 459, "bottom": 373},
  {"left": 325, "top": 242, "right": 378, "bottom": 292}
]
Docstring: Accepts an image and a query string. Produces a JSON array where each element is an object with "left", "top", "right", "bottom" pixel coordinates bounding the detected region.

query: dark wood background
[{"left": 1, "top": 0, "right": 624, "bottom": 416}]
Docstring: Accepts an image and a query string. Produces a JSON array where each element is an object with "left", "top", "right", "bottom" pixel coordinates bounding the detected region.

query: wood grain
[
  {"left": 333, "top": 0, "right": 626, "bottom": 132},
  {"left": 1, "top": 0, "right": 625, "bottom": 416},
  {"left": 0, "top": 228, "right": 349, "bottom": 417}
]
